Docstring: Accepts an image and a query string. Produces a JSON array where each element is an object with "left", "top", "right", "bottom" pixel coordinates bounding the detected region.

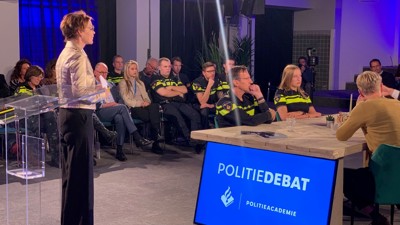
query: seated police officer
[
  {"left": 192, "top": 61, "right": 224, "bottom": 129},
  {"left": 151, "top": 58, "right": 202, "bottom": 146},
  {"left": 216, "top": 66, "right": 275, "bottom": 128},
  {"left": 15, "top": 65, "right": 60, "bottom": 167},
  {"left": 107, "top": 55, "right": 124, "bottom": 85},
  {"left": 217, "top": 57, "right": 236, "bottom": 94}
]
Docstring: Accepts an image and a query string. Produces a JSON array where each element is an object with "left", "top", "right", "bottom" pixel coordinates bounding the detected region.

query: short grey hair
[
  {"left": 146, "top": 57, "right": 157, "bottom": 65},
  {"left": 95, "top": 62, "right": 108, "bottom": 70},
  {"left": 231, "top": 65, "right": 248, "bottom": 80},
  {"left": 356, "top": 71, "right": 382, "bottom": 95}
]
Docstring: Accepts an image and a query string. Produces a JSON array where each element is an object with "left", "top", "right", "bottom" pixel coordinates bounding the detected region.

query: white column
[
  {"left": 116, "top": 0, "right": 160, "bottom": 68},
  {"left": 0, "top": 1, "right": 20, "bottom": 81}
]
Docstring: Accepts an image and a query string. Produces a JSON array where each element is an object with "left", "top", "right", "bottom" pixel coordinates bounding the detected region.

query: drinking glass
[{"left": 286, "top": 117, "right": 296, "bottom": 131}]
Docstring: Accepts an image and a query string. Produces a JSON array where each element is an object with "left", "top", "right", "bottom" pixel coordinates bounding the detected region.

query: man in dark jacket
[{"left": 370, "top": 58, "right": 396, "bottom": 89}]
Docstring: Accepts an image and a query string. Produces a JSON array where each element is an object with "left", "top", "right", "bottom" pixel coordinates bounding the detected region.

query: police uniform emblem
[
  {"left": 151, "top": 82, "right": 157, "bottom": 89},
  {"left": 274, "top": 95, "right": 281, "bottom": 103},
  {"left": 222, "top": 101, "right": 233, "bottom": 111},
  {"left": 192, "top": 82, "right": 200, "bottom": 91}
]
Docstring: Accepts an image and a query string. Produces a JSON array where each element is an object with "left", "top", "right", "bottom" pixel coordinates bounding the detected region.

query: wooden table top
[{"left": 191, "top": 117, "right": 367, "bottom": 160}]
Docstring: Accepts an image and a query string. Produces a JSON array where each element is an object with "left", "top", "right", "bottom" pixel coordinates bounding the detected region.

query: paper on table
[
  {"left": 99, "top": 75, "right": 108, "bottom": 88},
  {"left": 241, "top": 131, "right": 287, "bottom": 139}
]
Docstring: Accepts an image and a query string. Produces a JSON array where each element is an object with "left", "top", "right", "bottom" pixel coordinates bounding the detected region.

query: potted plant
[
  {"left": 231, "top": 35, "right": 254, "bottom": 67},
  {"left": 195, "top": 33, "right": 224, "bottom": 74},
  {"left": 195, "top": 33, "right": 254, "bottom": 74},
  {"left": 326, "top": 115, "right": 335, "bottom": 128}
]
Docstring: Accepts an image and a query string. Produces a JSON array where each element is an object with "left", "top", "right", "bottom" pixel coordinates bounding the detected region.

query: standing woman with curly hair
[{"left": 9, "top": 58, "right": 31, "bottom": 95}]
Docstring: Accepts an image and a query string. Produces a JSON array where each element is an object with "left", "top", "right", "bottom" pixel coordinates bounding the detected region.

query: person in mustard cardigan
[
  {"left": 336, "top": 71, "right": 400, "bottom": 225},
  {"left": 119, "top": 60, "right": 163, "bottom": 154}
]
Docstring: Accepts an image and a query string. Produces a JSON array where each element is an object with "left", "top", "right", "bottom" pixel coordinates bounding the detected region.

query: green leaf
[{"left": 195, "top": 33, "right": 254, "bottom": 73}]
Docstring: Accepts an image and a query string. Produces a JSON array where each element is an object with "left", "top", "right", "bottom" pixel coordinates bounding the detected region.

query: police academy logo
[
  {"left": 220, "top": 186, "right": 234, "bottom": 207},
  {"left": 218, "top": 163, "right": 305, "bottom": 217}
]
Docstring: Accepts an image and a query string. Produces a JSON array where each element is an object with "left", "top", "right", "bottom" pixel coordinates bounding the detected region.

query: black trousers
[
  {"left": 343, "top": 167, "right": 375, "bottom": 209},
  {"left": 59, "top": 108, "right": 94, "bottom": 225},
  {"left": 161, "top": 102, "right": 201, "bottom": 140},
  {"left": 192, "top": 104, "right": 216, "bottom": 129},
  {"left": 130, "top": 103, "right": 160, "bottom": 140}
]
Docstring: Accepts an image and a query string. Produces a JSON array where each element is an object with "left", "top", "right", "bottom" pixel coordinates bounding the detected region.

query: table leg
[{"left": 330, "top": 158, "right": 344, "bottom": 225}]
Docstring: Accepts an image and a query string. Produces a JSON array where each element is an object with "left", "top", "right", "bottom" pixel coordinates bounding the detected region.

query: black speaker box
[
  {"left": 224, "top": 0, "right": 241, "bottom": 26},
  {"left": 241, "top": 0, "right": 264, "bottom": 17},
  {"left": 224, "top": 0, "right": 236, "bottom": 17}
]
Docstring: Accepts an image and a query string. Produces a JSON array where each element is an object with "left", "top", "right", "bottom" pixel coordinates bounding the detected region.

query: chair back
[
  {"left": 275, "top": 111, "right": 281, "bottom": 121},
  {"left": 369, "top": 144, "right": 400, "bottom": 204},
  {"left": 110, "top": 85, "right": 124, "bottom": 104},
  {"left": 214, "top": 116, "right": 219, "bottom": 128}
]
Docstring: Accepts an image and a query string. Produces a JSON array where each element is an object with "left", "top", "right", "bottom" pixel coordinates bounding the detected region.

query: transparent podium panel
[
  {"left": 5, "top": 181, "right": 43, "bottom": 225},
  {"left": 35, "top": 84, "right": 104, "bottom": 106},
  {"left": 5, "top": 95, "right": 59, "bottom": 118},
  {"left": 0, "top": 85, "right": 104, "bottom": 225},
  {"left": 1, "top": 108, "right": 50, "bottom": 225},
  {"left": 7, "top": 135, "right": 45, "bottom": 179},
  {"left": 5, "top": 96, "right": 56, "bottom": 181}
]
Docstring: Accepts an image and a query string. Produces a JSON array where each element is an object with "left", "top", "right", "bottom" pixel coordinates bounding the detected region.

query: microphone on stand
[{"left": 266, "top": 82, "right": 271, "bottom": 102}]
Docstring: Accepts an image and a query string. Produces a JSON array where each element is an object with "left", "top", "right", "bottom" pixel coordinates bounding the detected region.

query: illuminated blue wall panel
[{"left": 19, "top": 0, "right": 98, "bottom": 68}]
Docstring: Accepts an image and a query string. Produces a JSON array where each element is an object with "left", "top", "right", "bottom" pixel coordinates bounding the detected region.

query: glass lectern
[{"left": 1, "top": 84, "right": 103, "bottom": 225}]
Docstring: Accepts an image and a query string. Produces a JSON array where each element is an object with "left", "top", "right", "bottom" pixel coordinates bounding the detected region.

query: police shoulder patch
[
  {"left": 222, "top": 101, "right": 233, "bottom": 111},
  {"left": 151, "top": 82, "right": 157, "bottom": 89},
  {"left": 192, "top": 82, "right": 200, "bottom": 90}
]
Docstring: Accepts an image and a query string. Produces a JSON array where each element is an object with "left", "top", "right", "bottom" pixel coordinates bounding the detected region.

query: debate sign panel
[{"left": 194, "top": 142, "right": 337, "bottom": 225}]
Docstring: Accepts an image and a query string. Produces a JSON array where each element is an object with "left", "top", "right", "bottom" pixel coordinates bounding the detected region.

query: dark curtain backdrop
[
  {"left": 160, "top": 0, "right": 220, "bottom": 81},
  {"left": 255, "top": 7, "right": 294, "bottom": 101},
  {"left": 19, "top": 0, "right": 115, "bottom": 70},
  {"left": 96, "top": 0, "right": 116, "bottom": 70}
]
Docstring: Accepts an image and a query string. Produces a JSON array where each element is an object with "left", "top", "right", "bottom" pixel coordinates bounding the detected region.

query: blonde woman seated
[
  {"left": 119, "top": 60, "right": 163, "bottom": 153},
  {"left": 274, "top": 64, "right": 321, "bottom": 120}
]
